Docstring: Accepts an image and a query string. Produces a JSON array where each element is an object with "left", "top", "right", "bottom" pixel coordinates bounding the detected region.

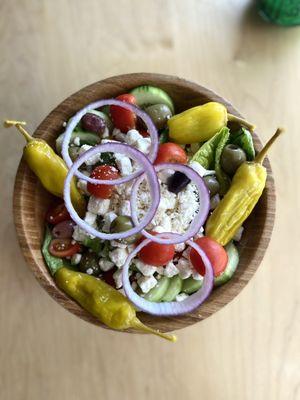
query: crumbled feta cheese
[
  {"left": 174, "top": 243, "right": 186, "bottom": 253},
  {"left": 102, "top": 127, "right": 110, "bottom": 138},
  {"left": 233, "top": 226, "right": 244, "bottom": 242},
  {"left": 137, "top": 275, "right": 157, "bottom": 294},
  {"left": 88, "top": 197, "right": 110, "bottom": 215},
  {"left": 189, "top": 161, "right": 215, "bottom": 177},
  {"left": 177, "top": 257, "right": 192, "bottom": 279},
  {"left": 115, "top": 153, "right": 132, "bottom": 176},
  {"left": 101, "top": 139, "right": 118, "bottom": 144},
  {"left": 112, "top": 128, "right": 127, "bottom": 142},
  {"left": 77, "top": 179, "right": 89, "bottom": 195},
  {"left": 210, "top": 194, "right": 220, "bottom": 210},
  {"left": 152, "top": 226, "right": 166, "bottom": 233},
  {"left": 125, "top": 129, "right": 143, "bottom": 145},
  {"left": 73, "top": 225, "right": 94, "bottom": 242},
  {"left": 176, "top": 293, "right": 189, "bottom": 302},
  {"left": 73, "top": 136, "right": 81, "bottom": 146},
  {"left": 113, "top": 269, "right": 123, "bottom": 289},
  {"left": 109, "top": 248, "right": 128, "bottom": 268},
  {"left": 102, "top": 212, "right": 117, "bottom": 232},
  {"left": 111, "top": 240, "right": 127, "bottom": 249},
  {"left": 136, "top": 137, "right": 151, "bottom": 153},
  {"left": 119, "top": 200, "right": 131, "bottom": 216},
  {"left": 99, "top": 259, "right": 114, "bottom": 272},
  {"left": 182, "top": 247, "right": 191, "bottom": 259},
  {"left": 86, "top": 268, "right": 94, "bottom": 275},
  {"left": 79, "top": 144, "right": 100, "bottom": 165},
  {"left": 164, "top": 262, "right": 179, "bottom": 278},
  {"left": 192, "top": 271, "right": 204, "bottom": 281},
  {"left": 156, "top": 267, "right": 165, "bottom": 275},
  {"left": 134, "top": 259, "right": 157, "bottom": 277},
  {"left": 62, "top": 121, "right": 67, "bottom": 127},
  {"left": 71, "top": 253, "right": 82, "bottom": 265},
  {"left": 84, "top": 211, "right": 97, "bottom": 226},
  {"left": 160, "top": 215, "right": 172, "bottom": 231}
]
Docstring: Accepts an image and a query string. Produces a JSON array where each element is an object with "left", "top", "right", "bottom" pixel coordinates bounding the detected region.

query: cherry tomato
[
  {"left": 49, "top": 239, "right": 81, "bottom": 258},
  {"left": 137, "top": 232, "right": 175, "bottom": 266},
  {"left": 110, "top": 94, "right": 137, "bottom": 132},
  {"left": 87, "top": 165, "right": 120, "bottom": 199},
  {"left": 46, "top": 203, "right": 70, "bottom": 225},
  {"left": 190, "top": 237, "right": 228, "bottom": 277},
  {"left": 154, "top": 143, "right": 188, "bottom": 165}
]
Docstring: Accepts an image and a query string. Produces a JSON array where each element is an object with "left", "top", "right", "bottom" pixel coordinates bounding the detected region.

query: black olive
[{"left": 167, "top": 171, "right": 191, "bottom": 194}]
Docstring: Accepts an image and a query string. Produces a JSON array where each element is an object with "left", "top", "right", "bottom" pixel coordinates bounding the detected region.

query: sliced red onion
[
  {"left": 61, "top": 99, "right": 158, "bottom": 184},
  {"left": 64, "top": 143, "right": 160, "bottom": 240},
  {"left": 130, "top": 163, "right": 210, "bottom": 245},
  {"left": 122, "top": 235, "right": 214, "bottom": 316}
]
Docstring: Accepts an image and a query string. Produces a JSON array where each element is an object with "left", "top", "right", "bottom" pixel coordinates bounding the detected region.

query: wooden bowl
[{"left": 13, "top": 73, "right": 275, "bottom": 333}]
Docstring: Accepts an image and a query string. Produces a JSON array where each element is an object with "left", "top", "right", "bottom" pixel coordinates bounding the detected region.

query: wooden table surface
[{"left": 1, "top": 1, "right": 299, "bottom": 399}]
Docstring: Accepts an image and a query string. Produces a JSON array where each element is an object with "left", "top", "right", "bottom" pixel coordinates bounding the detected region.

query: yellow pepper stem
[
  {"left": 131, "top": 318, "right": 177, "bottom": 342},
  {"left": 4, "top": 120, "right": 34, "bottom": 143},
  {"left": 227, "top": 113, "right": 256, "bottom": 132},
  {"left": 255, "top": 127, "right": 284, "bottom": 164}
]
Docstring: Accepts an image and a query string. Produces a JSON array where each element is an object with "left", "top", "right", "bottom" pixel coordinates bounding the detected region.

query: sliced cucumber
[
  {"left": 162, "top": 276, "right": 183, "bottom": 302},
  {"left": 143, "top": 276, "right": 170, "bottom": 302},
  {"left": 214, "top": 242, "right": 239, "bottom": 287},
  {"left": 56, "top": 131, "right": 101, "bottom": 154},
  {"left": 130, "top": 85, "right": 175, "bottom": 114},
  {"left": 182, "top": 277, "right": 203, "bottom": 294},
  {"left": 83, "top": 237, "right": 103, "bottom": 253}
]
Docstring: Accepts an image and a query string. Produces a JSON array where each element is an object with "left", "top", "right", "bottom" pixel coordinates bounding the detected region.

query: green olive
[
  {"left": 220, "top": 144, "right": 247, "bottom": 175},
  {"left": 145, "top": 104, "right": 172, "bottom": 130},
  {"left": 79, "top": 252, "right": 100, "bottom": 276},
  {"left": 203, "top": 175, "right": 220, "bottom": 197},
  {"left": 110, "top": 216, "right": 139, "bottom": 244}
]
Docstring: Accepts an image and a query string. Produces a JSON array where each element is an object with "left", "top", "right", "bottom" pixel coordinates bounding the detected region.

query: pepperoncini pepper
[
  {"left": 55, "top": 267, "right": 176, "bottom": 342},
  {"left": 4, "top": 120, "right": 85, "bottom": 216},
  {"left": 206, "top": 128, "right": 283, "bottom": 246},
  {"left": 168, "top": 102, "right": 255, "bottom": 144}
]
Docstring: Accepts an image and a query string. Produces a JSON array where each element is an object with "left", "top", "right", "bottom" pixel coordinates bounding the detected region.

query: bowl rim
[{"left": 13, "top": 72, "right": 276, "bottom": 333}]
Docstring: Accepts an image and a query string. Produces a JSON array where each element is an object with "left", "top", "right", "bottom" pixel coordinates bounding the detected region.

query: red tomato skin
[
  {"left": 190, "top": 237, "right": 228, "bottom": 277},
  {"left": 137, "top": 232, "right": 175, "bottom": 267},
  {"left": 46, "top": 203, "right": 70, "bottom": 225},
  {"left": 49, "top": 239, "right": 81, "bottom": 258},
  {"left": 87, "top": 165, "right": 120, "bottom": 199},
  {"left": 154, "top": 143, "right": 188, "bottom": 165},
  {"left": 110, "top": 94, "right": 137, "bottom": 132}
]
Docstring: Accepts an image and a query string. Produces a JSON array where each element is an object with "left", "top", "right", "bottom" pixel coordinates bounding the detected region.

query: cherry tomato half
[
  {"left": 154, "top": 143, "right": 188, "bottom": 165},
  {"left": 137, "top": 232, "right": 175, "bottom": 267},
  {"left": 87, "top": 165, "right": 120, "bottom": 199},
  {"left": 46, "top": 203, "right": 70, "bottom": 225},
  {"left": 190, "top": 237, "right": 228, "bottom": 277},
  {"left": 49, "top": 239, "right": 81, "bottom": 258},
  {"left": 110, "top": 94, "right": 137, "bottom": 132}
]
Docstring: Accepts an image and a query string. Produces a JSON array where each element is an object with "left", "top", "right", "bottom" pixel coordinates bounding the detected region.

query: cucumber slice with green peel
[
  {"left": 89, "top": 109, "right": 113, "bottom": 132},
  {"left": 162, "top": 275, "right": 183, "bottom": 302},
  {"left": 143, "top": 276, "right": 170, "bottom": 302},
  {"left": 182, "top": 277, "right": 203, "bottom": 294},
  {"left": 130, "top": 85, "right": 175, "bottom": 114},
  {"left": 214, "top": 242, "right": 239, "bottom": 287},
  {"left": 56, "top": 131, "right": 101, "bottom": 154}
]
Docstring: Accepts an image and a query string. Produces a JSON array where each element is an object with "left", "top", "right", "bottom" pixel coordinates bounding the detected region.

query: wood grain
[
  {"left": 1, "top": 1, "right": 299, "bottom": 400},
  {"left": 13, "top": 73, "right": 275, "bottom": 333}
]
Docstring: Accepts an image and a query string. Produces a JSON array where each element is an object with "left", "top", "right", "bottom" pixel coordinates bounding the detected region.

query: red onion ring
[
  {"left": 61, "top": 99, "right": 158, "bottom": 185},
  {"left": 122, "top": 234, "right": 214, "bottom": 316},
  {"left": 63, "top": 143, "right": 160, "bottom": 240},
  {"left": 130, "top": 163, "right": 210, "bottom": 245}
]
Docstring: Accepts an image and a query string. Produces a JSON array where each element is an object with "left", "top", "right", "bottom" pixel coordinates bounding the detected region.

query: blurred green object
[{"left": 258, "top": 0, "right": 300, "bottom": 25}]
